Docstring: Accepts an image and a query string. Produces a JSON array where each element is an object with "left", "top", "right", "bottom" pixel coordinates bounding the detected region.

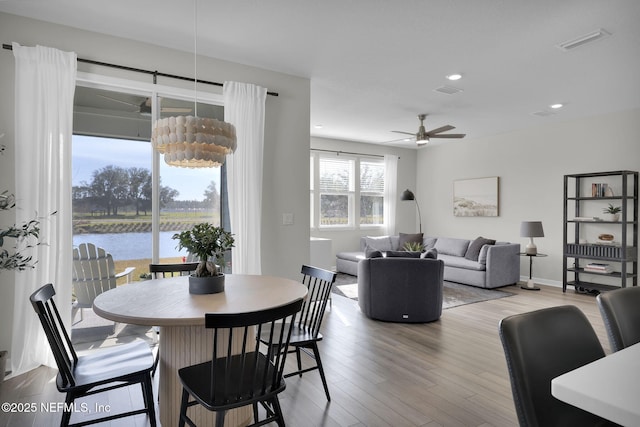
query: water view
[{"left": 73, "top": 231, "right": 188, "bottom": 261}]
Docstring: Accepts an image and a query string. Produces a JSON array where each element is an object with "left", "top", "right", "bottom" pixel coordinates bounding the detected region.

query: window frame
[
  {"left": 310, "top": 151, "right": 386, "bottom": 231},
  {"left": 74, "top": 72, "right": 225, "bottom": 262}
]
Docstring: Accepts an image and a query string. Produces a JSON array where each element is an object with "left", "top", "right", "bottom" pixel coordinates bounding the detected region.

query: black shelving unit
[{"left": 563, "top": 171, "right": 638, "bottom": 293}]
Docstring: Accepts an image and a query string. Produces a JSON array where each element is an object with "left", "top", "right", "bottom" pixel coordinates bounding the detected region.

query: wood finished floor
[{"left": 0, "top": 283, "right": 613, "bottom": 426}]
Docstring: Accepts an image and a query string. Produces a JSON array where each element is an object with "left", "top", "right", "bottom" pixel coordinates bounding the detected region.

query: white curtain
[
  {"left": 223, "top": 81, "right": 267, "bottom": 274},
  {"left": 11, "top": 43, "right": 76, "bottom": 376},
  {"left": 383, "top": 154, "right": 398, "bottom": 236}
]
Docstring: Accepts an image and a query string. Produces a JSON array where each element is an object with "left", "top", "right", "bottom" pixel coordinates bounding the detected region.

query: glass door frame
[{"left": 75, "top": 71, "right": 225, "bottom": 263}]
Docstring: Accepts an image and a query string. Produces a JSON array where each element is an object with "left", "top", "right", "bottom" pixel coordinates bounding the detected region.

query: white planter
[{"left": 602, "top": 213, "right": 620, "bottom": 222}]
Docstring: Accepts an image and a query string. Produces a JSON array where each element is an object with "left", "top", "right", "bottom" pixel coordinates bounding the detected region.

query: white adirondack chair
[{"left": 72, "top": 243, "right": 135, "bottom": 322}]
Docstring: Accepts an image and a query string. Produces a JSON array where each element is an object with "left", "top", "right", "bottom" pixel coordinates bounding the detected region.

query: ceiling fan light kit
[{"left": 390, "top": 113, "right": 465, "bottom": 147}]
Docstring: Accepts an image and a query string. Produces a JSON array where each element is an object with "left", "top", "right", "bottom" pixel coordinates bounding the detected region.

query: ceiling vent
[
  {"left": 532, "top": 110, "right": 557, "bottom": 117},
  {"left": 557, "top": 28, "right": 611, "bottom": 51},
  {"left": 434, "top": 85, "right": 463, "bottom": 95}
]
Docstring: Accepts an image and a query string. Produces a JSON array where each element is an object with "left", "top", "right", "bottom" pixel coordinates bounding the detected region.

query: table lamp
[{"left": 520, "top": 221, "right": 544, "bottom": 255}]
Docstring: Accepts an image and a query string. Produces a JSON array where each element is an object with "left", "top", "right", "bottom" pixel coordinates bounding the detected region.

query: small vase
[{"left": 188, "top": 274, "right": 225, "bottom": 294}]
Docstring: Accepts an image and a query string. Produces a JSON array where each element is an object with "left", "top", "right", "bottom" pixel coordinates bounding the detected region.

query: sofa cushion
[
  {"left": 386, "top": 250, "right": 422, "bottom": 258},
  {"left": 423, "top": 236, "right": 438, "bottom": 250},
  {"left": 465, "top": 237, "right": 496, "bottom": 261},
  {"left": 478, "top": 245, "right": 490, "bottom": 265},
  {"left": 438, "top": 254, "right": 486, "bottom": 271},
  {"left": 361, "top": 236, "right": 395, "bottom": 252},
  {"left": 398, "top": 233, "right": 423, "bottom": 250},
  {"left": 421, "top": 248, "right": 438, "bottom": 259},
  {"left": 434, "top": 237, "right": 470, "bottom": 257},
  {"left": 336, "top": 251, "right": 366, "bottom": 263}
]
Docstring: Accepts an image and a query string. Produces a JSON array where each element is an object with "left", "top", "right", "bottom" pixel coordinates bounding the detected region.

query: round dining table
[{"left": 93, "top": 274, "right": 307, "bottom": 427}]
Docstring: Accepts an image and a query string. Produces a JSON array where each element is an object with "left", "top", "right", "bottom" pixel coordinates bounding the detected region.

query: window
[
  {"left": 311, "top": 152, "right": 385, "bottom": 229},
  {"left": 72, "top": 83, "right": 225, "bottom": 279}
]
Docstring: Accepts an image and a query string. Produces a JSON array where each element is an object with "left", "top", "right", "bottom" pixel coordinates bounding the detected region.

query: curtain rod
[
  {"left": 2, "top": 43, "right": 278, "bottom": 97},
  {"left": 311, "top": 148, "right": 399, "bottom": 159}
]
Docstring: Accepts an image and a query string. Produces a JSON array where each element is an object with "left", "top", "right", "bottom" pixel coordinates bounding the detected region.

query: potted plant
[
  {"left": 172, "top": 223, "right": 234, "bottom": 294},
  {"left": 602, "top": 204, "right": 622, "bottom": 222},
  {"left": 0, "top": 190, "right": 42, "bottom": 382}
]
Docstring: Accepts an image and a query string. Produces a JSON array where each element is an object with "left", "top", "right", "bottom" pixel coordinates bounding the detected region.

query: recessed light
[
  {"left": 550, "top": 103, "right": 564, "bottom": 109},
  {"left": 446, "top": 73, "right": 462, "bottom": 81},
  {"left": 314, "top": 124, "right": 323, "bottom": 129}
]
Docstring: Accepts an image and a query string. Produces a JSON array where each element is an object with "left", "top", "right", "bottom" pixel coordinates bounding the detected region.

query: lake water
[{"left": 73, "top": 231, "right": 188, "bottom": 260}]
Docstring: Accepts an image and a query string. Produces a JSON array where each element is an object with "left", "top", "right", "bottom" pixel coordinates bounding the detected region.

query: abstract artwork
[{"left": 453, "top": 177, "right": 499, "bottom": 217}]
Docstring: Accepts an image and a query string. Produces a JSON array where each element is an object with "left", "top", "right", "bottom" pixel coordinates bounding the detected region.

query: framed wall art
[{"left": 453, "top": 176, "right": 499, "bottom": 217}]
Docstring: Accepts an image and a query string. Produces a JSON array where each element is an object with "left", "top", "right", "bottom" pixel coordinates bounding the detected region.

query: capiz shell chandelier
[{"left": 152, "top": 115, "right": 236, "bottom": 168}]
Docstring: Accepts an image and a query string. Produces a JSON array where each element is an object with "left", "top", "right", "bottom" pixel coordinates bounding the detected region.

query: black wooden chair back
[
  {"left": 30, "top": 283, "right": 157, "bottom": 427},
  {"left": 30, "top": 283, "right": 78, "bottom": 388},
  {"left": 298, "top": 264, "right": 337, "bottom": 340},
  {"left": 178, "top": 298, "right": 304, "bottom": 427},
  {"left": 149, "top": 261, "right": 199, "bottom": 278}
]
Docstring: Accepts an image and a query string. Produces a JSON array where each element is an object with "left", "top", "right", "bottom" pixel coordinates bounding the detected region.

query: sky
[{"left": 72, "top": 135, "right": 220, "bottom": 200}]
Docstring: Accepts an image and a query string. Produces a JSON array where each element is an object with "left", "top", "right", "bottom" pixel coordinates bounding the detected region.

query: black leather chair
[
  {"left": 177, "top": 297, "right": 304, "bottom": 427},
  {"left": 30, "top": 284, "right": 156, "bottom": 427},
  {"left": 597, "top": 286, "right": 640, "bottom": 352},
  {"left": 499, "top": 305, "right": 615, "bottom": 427}
]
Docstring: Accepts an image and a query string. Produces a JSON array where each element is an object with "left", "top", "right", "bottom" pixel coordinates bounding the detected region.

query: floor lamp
[{"left": 401, "top": 189, "right": 422, "bottom": 233}]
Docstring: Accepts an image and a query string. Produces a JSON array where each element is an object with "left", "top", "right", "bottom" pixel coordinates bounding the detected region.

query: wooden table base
[{"left": 159, "top": 325, "right": 252, "bottom": 427}]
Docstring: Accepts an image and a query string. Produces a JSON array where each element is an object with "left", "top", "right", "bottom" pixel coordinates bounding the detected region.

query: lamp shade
[
  {"left": 520, "top": 221, "right": 544, "bottom": 238},
  {"left": 401, "top": 189, "right": 415, "bottom": 201}
]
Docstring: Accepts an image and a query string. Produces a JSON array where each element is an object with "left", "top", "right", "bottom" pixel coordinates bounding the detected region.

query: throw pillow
[
  {"left": 361, "top": 236, "right": 394, "bottom": 252},
  {"left": 386, "top": 250, "right": 421, "bottom": 258},
  {"left": 464, "top": 236, "right": 496, "bottom": 261},
  {"left": 420, "top": 248, "right": 438, "bottom": 259},
  {"left": 398, "top": 233, "right": 424, "bottom": 251},
  {"left": 365, "top": 245, "right": 383, "bottom": 258}
]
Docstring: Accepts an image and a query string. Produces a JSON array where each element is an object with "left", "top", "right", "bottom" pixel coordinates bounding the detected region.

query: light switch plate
[{"left": 282, "top": 213, "right": 294, "bottom": 225}]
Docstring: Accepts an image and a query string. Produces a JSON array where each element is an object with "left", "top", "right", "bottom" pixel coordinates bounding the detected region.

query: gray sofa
[
  {"left": 358, "top": 257, "right": 444, "bottom": 323},
  {"left": 336, "top": 235, "right": 520, "bottom": 289}
]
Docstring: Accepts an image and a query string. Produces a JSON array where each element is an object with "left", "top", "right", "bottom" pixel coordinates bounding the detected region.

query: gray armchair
[{"left": 357, "top": 257, "right": 444, "bottom": 323}]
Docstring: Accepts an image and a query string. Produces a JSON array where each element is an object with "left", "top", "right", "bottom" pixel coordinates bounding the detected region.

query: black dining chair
[
  {"left": 148, "top": 262, "right": 200, "bottom": 376},
  {"left": 262, "top": 264, "right": 337, "bottom": 401},
  {"left": 499, "top": 305, "right": 615, "bottom": 427},
  {"left": 177, "top": 297, "right": 304, "bottom": 427},
  {"left": 597, "top": 286, "right": 640, "bottom": 352},
  {"left": 149, "top": 261, "right": 200, "bottom": 279},
  {"left": 30, "top": 283, "right": 157, "bottom": 427}
]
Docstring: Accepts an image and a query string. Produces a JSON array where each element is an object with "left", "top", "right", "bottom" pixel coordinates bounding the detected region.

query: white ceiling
[{"left": 2, "top": 0, "right": 640, "bottom": 148}]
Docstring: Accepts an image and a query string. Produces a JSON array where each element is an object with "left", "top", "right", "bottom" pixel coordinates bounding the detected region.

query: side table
[{"left": 519, "top": 253, "right": 547, "bottom": 290}]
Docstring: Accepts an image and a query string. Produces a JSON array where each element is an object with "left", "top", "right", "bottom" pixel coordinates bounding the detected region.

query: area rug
[{"left": 333, "top": 273, "right": 513, "bottom": 309}]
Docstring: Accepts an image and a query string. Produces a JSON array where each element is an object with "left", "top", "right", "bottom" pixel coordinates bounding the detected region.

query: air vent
[
  {"left": 532, "top": 110, "right": 557, "bottom": 117},
  {"left": 557, "top": 28, "right": 611, "bottom": 51},
  {"left": 434, "top": 85, "right": 463, "bottom": 95}
]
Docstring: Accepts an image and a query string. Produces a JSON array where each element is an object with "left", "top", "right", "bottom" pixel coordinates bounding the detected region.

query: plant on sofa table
[{"left": 172, "top": 223, "right": 234, "bottom": 277}]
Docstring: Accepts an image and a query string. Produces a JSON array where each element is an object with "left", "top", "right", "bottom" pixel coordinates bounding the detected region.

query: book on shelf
[
  {"left": 584, "top": 262, "right": 614, "bottom": 273},
  {"left": 591, "top": 183, "right": 613, "bottom": 197}
]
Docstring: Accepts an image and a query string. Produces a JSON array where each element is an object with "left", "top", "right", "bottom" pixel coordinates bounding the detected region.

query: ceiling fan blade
[
  {"left": 391, "top": 130, "right": 415, "bottom": 136},
  {"left": 96, "top": 94, "right": 140, "bottom": 108},
  {"left": 426, "top": 125, "right": 455, "bottom": 135},
  {"left": 430, "top": 133, "right": 466, "bottom": 138}
]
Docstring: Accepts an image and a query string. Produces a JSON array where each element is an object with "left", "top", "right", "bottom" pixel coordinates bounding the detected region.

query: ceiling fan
[
  {"left": 391, "top": 114, "right": 465, "bottom": 146},
  {"left": 97, "top": 94, "right": 193, "bottom": 116}
]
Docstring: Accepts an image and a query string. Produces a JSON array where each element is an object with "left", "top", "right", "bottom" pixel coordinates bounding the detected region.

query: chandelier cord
[{"left": 193, "top": 0, "right": 198, "bottom": 117}]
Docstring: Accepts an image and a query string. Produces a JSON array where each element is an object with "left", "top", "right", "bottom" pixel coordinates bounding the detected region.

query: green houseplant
[
  {"left": 602, "top": 204, "right": 621, "bottom": 222},
  {"left": 172, "top": 223, "right": 234, "bottom": 294},
  {"left": 0, "top": 190, "right": 42, "bottom": 382}
]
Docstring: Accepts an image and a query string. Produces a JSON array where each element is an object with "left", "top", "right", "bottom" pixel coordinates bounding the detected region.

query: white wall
[
  {"left": 417, "top": 109, "right": 640, "bottom": 286},
  {"left": 310, "top": 137, "right": 418, "bottom": 262},
  {"left": 0, "top": 13, "right": 310, "bottom": 355}
]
